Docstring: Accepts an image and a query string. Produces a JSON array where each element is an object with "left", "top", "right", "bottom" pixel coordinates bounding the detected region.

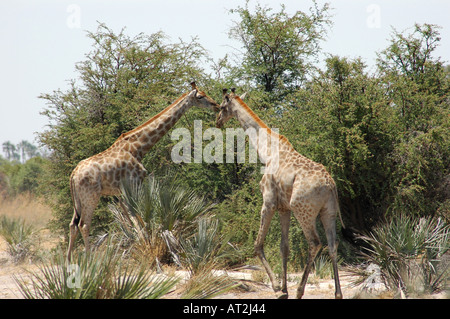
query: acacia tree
[
  {"left": 282, "top": 24, "right": 450, "bottom": 232},
  {"left": 377, "top": 24, "right": 450, "bottom": 218},
  {"left": 37, "top": 24, "right": 213, "bottom": 235},
  {"left": 228, "top": 0, "right": 331, "bottom": 104}
]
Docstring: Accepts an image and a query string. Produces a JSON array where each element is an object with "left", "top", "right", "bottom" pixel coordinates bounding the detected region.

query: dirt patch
[{"left": 0, "top": 233, "right": 362, "bottom": 299}]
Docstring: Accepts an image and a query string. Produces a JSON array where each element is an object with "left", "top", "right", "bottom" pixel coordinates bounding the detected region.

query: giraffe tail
[
  {"left": 332, "top": 184, "right": 365, "bottom": 246},
  {"left": 332, "top": 184, "right": 345, "bottom": 230}
]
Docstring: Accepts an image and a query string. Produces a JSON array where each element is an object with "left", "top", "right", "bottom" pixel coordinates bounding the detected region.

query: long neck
[
  {"left": 114, "top": 92, "right": 191, "bottom": 161},
  {"left": 231, "top": 97, "right": 269, "bottom": 132},
  {"left": 230, "top": 97, "right": 287, "bottom": 164}
]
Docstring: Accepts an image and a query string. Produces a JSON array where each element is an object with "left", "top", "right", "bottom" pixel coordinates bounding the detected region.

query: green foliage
[
  {"left": 38, "top": 24, "right": 213, "bottom": 237},
  {"left": 0, "top": 141, "right": 46, "bottom": 196},
  {"left": 109, "top": 176, "right": 239, "bottom": 298},
  {"left": 215, "top": 174, "right": 263, "bottom": 261},
  {"left": 228, "top": 0, "right": 331, "bottom": 102},
  {"left": 285, "top": 56, "right": 396, "bottom": 230},
  {"left": 377, "top": 24, "right": 450, "bottom": 219},
  {"left": 179, "top": 217, "right": 236, "bottom": 275}
]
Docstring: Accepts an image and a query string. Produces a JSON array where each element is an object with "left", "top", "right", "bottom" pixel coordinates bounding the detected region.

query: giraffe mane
[{"left": 233, "top": 96, "right": 293, "bottom": 148}]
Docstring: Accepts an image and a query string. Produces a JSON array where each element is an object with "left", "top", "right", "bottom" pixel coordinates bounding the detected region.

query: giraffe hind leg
[
  {"left": 320, "top": 203, "right": 343, "bottom": 299},
  {"left": 67, "top": 211, "right": 79, "bottom": 261},
  {"left": 67, "top": 194, "right": 100, "bottom": 259},
  {"left": 294, "top": 213, "right": 322, "bottom": 299},
  {"left": 279, "top": 211, "right": 290, "bottom": 299}
]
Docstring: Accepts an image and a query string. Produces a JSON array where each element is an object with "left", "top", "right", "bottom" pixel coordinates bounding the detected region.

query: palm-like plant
[
  {"left": 179, "top": 217, "right": 236, "bottom": 275},
  {"left": 14, "top": 240, "right": 179, "bottom": 299},
  {"left": 109, "top": 175, "right": 239, "bottom": 299},
  {"left": 359, "top": 215, "right": 449, "bottom": 296},
  {"left": 109, "top": 174, "right": 214, "bottom": 264},
  {"left": 0, "top": 215, "right": 35, "bottom": 263}
]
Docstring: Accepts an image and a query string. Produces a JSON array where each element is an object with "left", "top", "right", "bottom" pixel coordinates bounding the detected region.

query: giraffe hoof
[{"left": 276, "top": 292, "right": 289, "bottom": 299}]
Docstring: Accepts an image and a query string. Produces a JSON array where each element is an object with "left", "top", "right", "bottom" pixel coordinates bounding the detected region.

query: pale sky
[{"left": 1, "top": 0, "right": 449, "bottom": 151}]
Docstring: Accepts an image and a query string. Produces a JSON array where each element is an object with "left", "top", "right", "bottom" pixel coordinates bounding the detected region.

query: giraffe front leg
[{"left": 254, "top": 203, "right": 280, "bottom": 293}]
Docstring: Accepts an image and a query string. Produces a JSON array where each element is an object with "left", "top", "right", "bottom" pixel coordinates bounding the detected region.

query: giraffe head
[
  {"left": 216, "top": 88, "right": 247, "bottom": 128},
  {"left": 188, "top": 81, "right": 220, "bottom": 112}
]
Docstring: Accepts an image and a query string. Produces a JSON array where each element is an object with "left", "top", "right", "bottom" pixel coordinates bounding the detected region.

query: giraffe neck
[
  {"left": 114, "top": 92, "right": 191, "bottom": 161},
  {"left": 230, "top": 97, "right": 291, "bottom": 164}
]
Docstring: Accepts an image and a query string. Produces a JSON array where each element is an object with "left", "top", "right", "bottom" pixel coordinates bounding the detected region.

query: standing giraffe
[
  {"left": 216, "top": 89, "right": 344, "bottom": 299},
  {"left": 67, "top": 82, "right": 219, "bottom": 260}
]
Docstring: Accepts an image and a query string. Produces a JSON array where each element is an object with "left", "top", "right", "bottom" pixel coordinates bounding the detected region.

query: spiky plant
[
  {"left": 14, "top": 239, "right": 179, "bottom": 299},
  {"left": 180, "top": 270, "right": 238, "bottom": 299},
  {"left": 313, "top": 253, "right": 336, "bottom": 279},
  {"left": 0, "top": 215, "right": 35, "bottom": 263},
  {"left": 178, "top": 217, "right": 236, "bottom": 276},
  {"left": 359, "top": 214, "right": 449, "bottom": 296},
  {"left": 109, "top": 174, "right": 214, "bottom": 264}
]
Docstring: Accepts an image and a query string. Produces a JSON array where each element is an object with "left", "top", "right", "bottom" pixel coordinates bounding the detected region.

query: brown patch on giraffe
[
  {"left": 150, "top": 136, "right": 158, "bottom": 144},
  {"left": 156, "top": 122, "right": 165, "bottom": 131},
  {"left": 140, "top": 135, "right": 150, "bottom": 144}
]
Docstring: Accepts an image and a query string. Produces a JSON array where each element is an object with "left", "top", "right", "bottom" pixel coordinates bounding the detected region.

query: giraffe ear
[{"left": 240, "top": 92, "right": 248, "bottom": 100}]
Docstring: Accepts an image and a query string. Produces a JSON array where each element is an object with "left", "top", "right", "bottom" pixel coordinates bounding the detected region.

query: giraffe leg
[
  {"left": 320, "top": 204, "right": 343, "bottom": 299},
  {"left": 296, "top": 219, "right": 322, "bottom": 299},
  {"left": 79, "top": 221, "right": 91, "bottom": 255},
  {"left": 254, "top": 203, "right": 279, "bottom": 292},
  {"left": 76, "top": 194, "right": 100, "bottom": 256},
  {"left": 279, "top": 211, "right": 290, "bottom": 299},
  {"left": 67, "top": 211, "right": 79, "bottom": 261}
]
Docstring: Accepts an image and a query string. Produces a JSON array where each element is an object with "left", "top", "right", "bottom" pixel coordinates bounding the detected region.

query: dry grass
[
  {"left": 0, "top": 193, "right": 57, "bottom": 255},
  {"left": 0, "top": 193, "right": 52, "bottom": 229}
]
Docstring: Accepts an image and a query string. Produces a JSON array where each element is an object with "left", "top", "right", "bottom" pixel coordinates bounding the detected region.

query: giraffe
[
  {"left": 216, "top": 88, "right": 344, "bottom": 299},
  {"left": 67, "top": 82, "right": 219, "bottom": 260}
]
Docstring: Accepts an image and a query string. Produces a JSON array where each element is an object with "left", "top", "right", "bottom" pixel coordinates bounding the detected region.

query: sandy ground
[
  {"left": 0, "top": 233, "right": 365, "bottom": 300},
  {"left": 2, "top": 235, "right": 449, "bottom": 299}
]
